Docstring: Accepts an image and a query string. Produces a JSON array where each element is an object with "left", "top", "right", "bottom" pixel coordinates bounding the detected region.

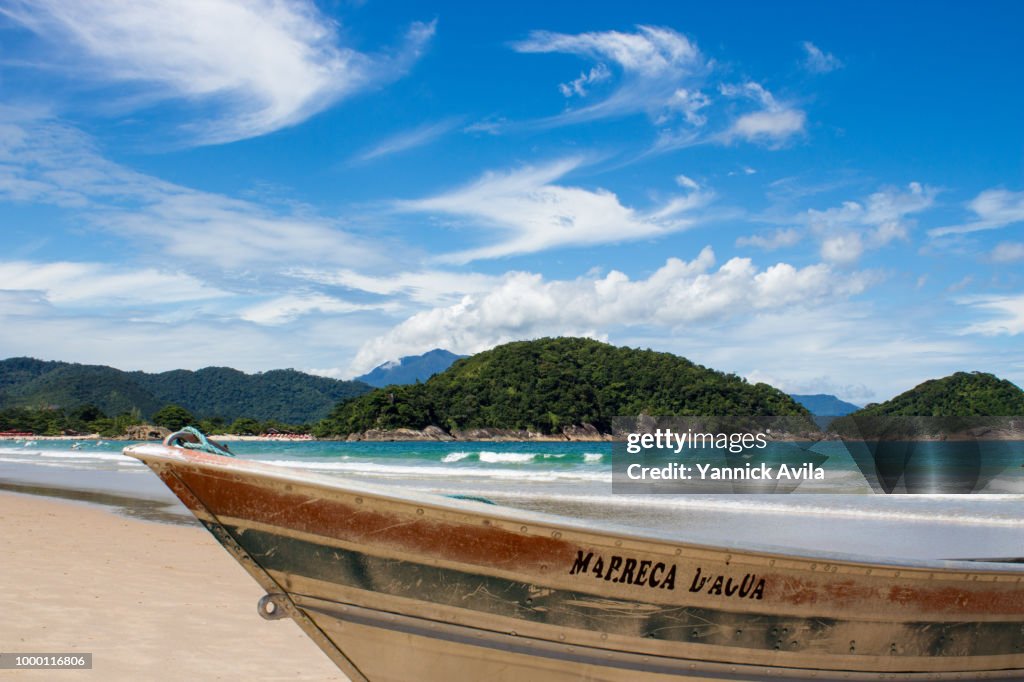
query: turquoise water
[{"left": 1, "top": 438, "right": 1022, "bottom": 561}]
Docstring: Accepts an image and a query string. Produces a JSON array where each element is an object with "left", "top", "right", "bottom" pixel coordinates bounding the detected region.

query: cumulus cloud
[
  {"left": 396, "top": 157, "right": 711, "bottom": 263},
  {"left": 928, "top": 188, "right": 1024, "bottom": 237},
  {"left": 512, "top": 25, "right": 709, "bottom": 127},
  {"left": 806, "top": 182, "right": 936, "bottom": 263},
  {"left": 350, "top": 247, "right": 873, "bottom": 373},
  {"left": 1, "top": 0, "right": 434, "bottom": 144},
  {"left": 0, "top": 110, "right": 381, "bottom": 268},
  {"left": 801, "top": 41, "right": 843, "bottom": 74}
]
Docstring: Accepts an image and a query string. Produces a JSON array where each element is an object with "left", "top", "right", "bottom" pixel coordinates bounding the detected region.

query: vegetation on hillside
[
  {"left": 0, "top": 402, "right": 312, "bottom": 438},
  {"left": 315, "top": 337, "right": 807, "bottom": 436},
  {"left": 0, "top": 358, "right": 372, "bottom": 424},
  {"left": 852, "top": 372, "right": 1024, "bottom": 417}
]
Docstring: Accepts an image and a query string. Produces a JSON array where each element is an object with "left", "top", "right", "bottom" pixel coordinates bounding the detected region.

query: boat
[{"left": 125, "top": 430, "right": 1024, "bottom": 681}]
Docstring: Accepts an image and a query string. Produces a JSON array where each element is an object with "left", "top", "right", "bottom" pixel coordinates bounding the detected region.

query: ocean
[{"left": 1, "top": 439, "right": 1021, "bottom": 563}]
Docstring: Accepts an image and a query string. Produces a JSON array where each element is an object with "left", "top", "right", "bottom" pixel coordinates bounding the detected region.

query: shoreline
[{"left": 0, "top": 491, "right": 348, "bottom": 680}]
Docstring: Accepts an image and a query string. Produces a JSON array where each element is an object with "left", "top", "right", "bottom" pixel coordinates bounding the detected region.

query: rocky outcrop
[
  {"left": 346, "top": 425, "right": 454, "bottom": 442},
  {"left": 449, "top": 427, "right": 564, "bottom": 441},
  {"left": 561, "top": 423, "right": 613, "bottom": 441},
  {"left": 343, "top": 423, "right": 614, "bottom": 441},
  {"left": 123, "top": 424, "right": 171, "bottom": 441}
]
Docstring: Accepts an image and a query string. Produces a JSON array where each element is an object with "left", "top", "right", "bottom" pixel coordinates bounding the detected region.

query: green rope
[{"left": 174, "top": 426, "right": 234, "bottom": 457}]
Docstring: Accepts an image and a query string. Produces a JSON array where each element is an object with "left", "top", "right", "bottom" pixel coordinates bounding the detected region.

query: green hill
[
  {"left": 0, "top": 357, "right": 372, "bottom": 424},
  {"left": 316, "top": 337, "right": 807, "bottom": 436},
  {"left": 851, "top": 371, "right": 1024, "bottom": 417}
]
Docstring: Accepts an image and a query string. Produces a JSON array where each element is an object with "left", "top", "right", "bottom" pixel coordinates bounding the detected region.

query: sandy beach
[{"left": 0, "top": 492, "right": 347, "bottom": 681}]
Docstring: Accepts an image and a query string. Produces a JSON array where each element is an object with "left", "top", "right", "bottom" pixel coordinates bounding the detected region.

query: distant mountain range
[
  {"left": 355, "top": 349, "right": 466, "bottom": 387},
  {"left": 0, "top": 357, "right": 372, "bottom": 424},
  {"left": 790, "top": 394, "right": 861, "bottom": 416}
]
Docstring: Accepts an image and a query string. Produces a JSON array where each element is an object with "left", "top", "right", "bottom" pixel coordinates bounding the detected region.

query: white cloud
[
  {"left": 350, "top": 248, "right": 873, "bottom": 373},
  {"left": 512, "top": 25, "right": 708, "bottom": 126},
  {"left": 961, "top": 294, "right": 1024, "bottom": 336},
  {"left": 929, "top": 188, "right": 1024, "bottom": 237},
  {"left": 746, "top": 370, "right": 872, "bottom": 403},
  {"left": 820, "top": 233, "right": 864, "bottom": 264},
  {"left": 735, "top": 228, "right": 801, "bottom": 251},
  {"left": 355, "top": 118, "right": 461, "bottom": 162},
  {"left": 807, "top": 183, "right": 936, "bottom": 263},
  {"left": 0, "top": 111, "right": 381, "bottom": 268},
  {"left": 719, "top": 82, "right": 805, "bottom": 146},
  {"left": 727, "top": 109, "right": 806, "bottom": 144},
  {"left": 396, "top": 157, "right": 711, "bottom": 263},
  {"left": 0, "top": 261, "right": 225, "bottom": 306},
  {"left": 992, "top": 242, "right": 1024, "bottom": 263},
  {"left": 239, "top": 293, "right": 386, "bottom": 325},
  {"left": 1, "top": 0, "right": 435, "bottom": 144},
  {"left": 558, "top": 63, "right": 611, "bottom": 97},
  {"left": 288, "top": 267, "right": 500, "bottom": 306},
  {"left": 801, "top": 41, "right": 843, "bottom": 74},
  {"left": 675, "top": 174, "right": 699, "bottom": 190}
]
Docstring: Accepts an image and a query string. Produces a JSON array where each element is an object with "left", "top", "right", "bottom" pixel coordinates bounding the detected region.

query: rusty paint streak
[
  {"left": 769, "top": 574, "right": 1024, "bottom": 616},
  {"left": 173, "top": 467, "right": 574, "bottom": 573}
]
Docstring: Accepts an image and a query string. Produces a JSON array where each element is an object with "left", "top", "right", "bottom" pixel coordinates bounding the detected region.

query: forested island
[{"left": 314, "top": 338, "right": 807, "bottom": 439}]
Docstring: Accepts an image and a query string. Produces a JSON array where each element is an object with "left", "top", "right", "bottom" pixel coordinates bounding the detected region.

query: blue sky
[{"left": 0, "top": 0, "right": 1022, "bottom": 403}]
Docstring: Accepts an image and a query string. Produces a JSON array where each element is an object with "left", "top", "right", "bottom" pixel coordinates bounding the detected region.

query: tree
[
  {"left": 152, "top": 404, "right": 195, "bottom": 431},
  {"left": 228, "top": 417, "right": 262, "bottom": 435}
]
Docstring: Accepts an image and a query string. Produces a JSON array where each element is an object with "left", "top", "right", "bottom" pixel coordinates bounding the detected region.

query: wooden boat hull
[{"left": 125, "top": 442, "right": 1024, "bottom": 681}]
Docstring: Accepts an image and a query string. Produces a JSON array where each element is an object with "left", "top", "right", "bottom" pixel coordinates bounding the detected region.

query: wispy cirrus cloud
[
  {"left": 396, "top": 157, "right": 711, "bottom": 263},
  {"left": 0, "top": 0, "right": 435, "bottom": 145},
  {"left": 510, "top": 26, "right": 806, "bottom": 152},
  {"left": 991, "top": 242, "right": 1024, "bottom": 263},
  {"left": 928, "top": 188, "right": 1024, "bottom": 237},
  {"left": 960, "top": 294, "right": 1024, "bottom": 336},
  {"left": 735, "top": 228, "right": 802, "bottom": 251},
  {"left": 288, "top": 267, "right": 499, "bottom": 306},
  {"left": 354, "top": 117, "right": 462, "bottom": 163},
  {"left": 0, "top": 109, "right": 382, "bottom": 269},
  {"left": 351, "top": 247, "right": 873, "bottom": 373},
  {"left": 801, "top": 41, "right": 843, "bottom": 74},
  {"left": 511, "top": 25, "right": 709, "bottom": 127},
  {"left": 239, "top": 293, "right": 392, "bottom": 325},
  {"left": 0, "top": 260, "right": 226, "bottom": 306}
]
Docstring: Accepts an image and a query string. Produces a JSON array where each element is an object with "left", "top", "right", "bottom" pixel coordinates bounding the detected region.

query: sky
[{"left": 0, "top": 0, "right": 1022, "bottom": 404}]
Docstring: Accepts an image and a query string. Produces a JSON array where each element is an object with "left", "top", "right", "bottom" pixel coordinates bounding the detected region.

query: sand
[{"left": 0, "top": 492, "right": 348, "bottom": 681}]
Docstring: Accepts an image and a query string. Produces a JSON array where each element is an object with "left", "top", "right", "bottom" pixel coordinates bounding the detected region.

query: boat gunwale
[{"left": 124, "top": 443, "right": 1024, "bottom": 575}]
